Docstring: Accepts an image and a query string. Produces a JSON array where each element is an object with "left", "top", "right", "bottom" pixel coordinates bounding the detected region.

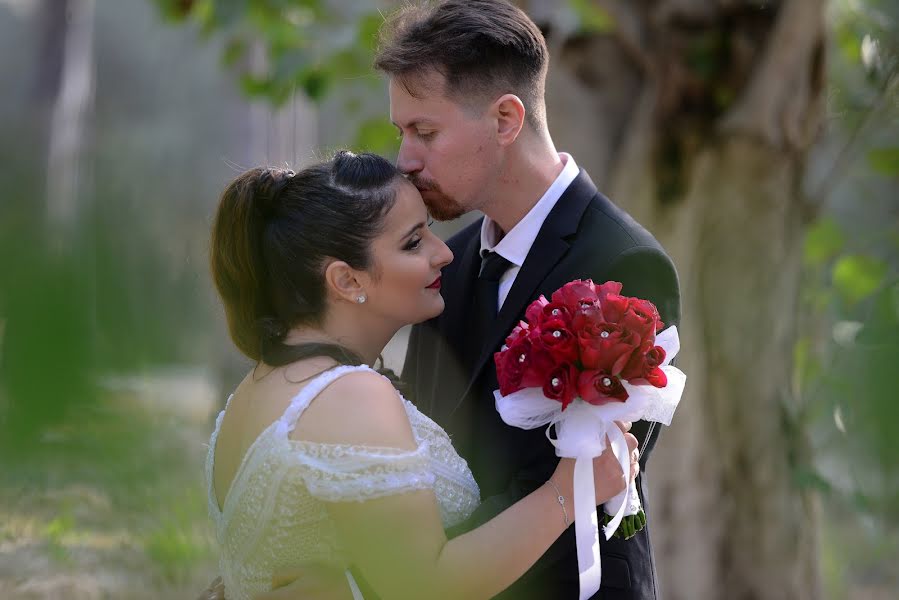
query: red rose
[
  {"left": 495, "top": 340, "right": 527, "bottom": 396},
  {"left": 573, "top": 308, "right": 604, "bottom": 341},
  {"left": 543, "top": 363, "right": 579, "bottom": 411},
  {"left": 499, "top": 279, "right": 670, "bottom": 402},
  {"left": 525, "top": 296, "right": 549, "bottom": 325},
  {"left": 500, "top": 331, "right": 556, "bottom": 391},
  {"left": 551, "top": 279, "right": 598, "bottom": 313},
  {"left": 645, "top": 366, "right": 667, "bottom": 388},
  {"left": 540, "top": 302, "right": 574, "bottom": 327},
  {"left": 578, "top": 322, "right": 640, "bottom": 374},
  {"left": 621, "top": 344, "right": 668, "bottom": 387},
  {"left": 595, "top": 281, "right": 623, "bottom": 304},
  {"left": 526, "top": 296, "right": 574, "bottom": 328},
  {"left": 495, "top": 349, "right": 522, "bottom": 395},
  {"left": 504, "top": 321, "right": 530, "bottom": 348},
  {"left": 620, "top": 340, "right": 654, "bottom": 381},
  {"left": 600, "top": 294, "right": 630, "bottom": 323},
  {"left": 518, "top": 329, "right": 556, "bottom": 387},
  {"left": 643, "top": 345, "right": 667, "bottom": 387},
  {"left": 619, "top": 298, "right": 662, "bottom": 340},
  {"left": 645, "top": 345, "right": 666, "bottom": 369},
  {"left": 539, "top": 319, "right": 579, "bottom": 364},
  {"left": 577, "top": 370, "right": 629, "bottom": 405},
  {"left": 571, "top": 302, "right": 604, "bottom": 331}
]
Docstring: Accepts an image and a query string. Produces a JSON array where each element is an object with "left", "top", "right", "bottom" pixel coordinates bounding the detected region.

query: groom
[{"left": 383, "top": 1, "right": 679, "bottom": 599}]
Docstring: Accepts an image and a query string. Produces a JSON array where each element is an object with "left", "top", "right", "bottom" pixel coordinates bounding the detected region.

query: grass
[
  {"left": 141, "top": 489, "right": 214, "bottom": 584},
  {"left": 0, "top": 382, "right": 219, "bottom": 598}
]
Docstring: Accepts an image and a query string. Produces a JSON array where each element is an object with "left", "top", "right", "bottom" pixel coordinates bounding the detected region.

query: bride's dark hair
[{"left": 210, "top": 150, "right": 401, "bottom": 367}]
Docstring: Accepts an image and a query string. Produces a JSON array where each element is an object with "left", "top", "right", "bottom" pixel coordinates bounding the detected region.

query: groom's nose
[{"left": 396, "top": 139, "right": 423, "bottom": 176}]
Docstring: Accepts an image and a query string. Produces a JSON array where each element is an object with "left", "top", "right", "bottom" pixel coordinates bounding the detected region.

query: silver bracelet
[{"left": 546, "top": 479, "right": 570, "bottom": 527}]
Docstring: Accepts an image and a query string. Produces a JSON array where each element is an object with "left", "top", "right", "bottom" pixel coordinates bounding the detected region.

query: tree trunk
[
  {"left": 44, "top": 0, "right": 95, "bottom": 248},
  {"left": 2, "top": 0, "right": 98, "bottom": 444},
  {"left": 531, "top": 0, "right": 827, "bottom": 597}
]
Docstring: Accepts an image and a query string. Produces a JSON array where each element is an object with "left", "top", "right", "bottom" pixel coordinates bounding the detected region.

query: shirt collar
[{"left": 479, "top": 152, "right": 579, "bottom": 266}]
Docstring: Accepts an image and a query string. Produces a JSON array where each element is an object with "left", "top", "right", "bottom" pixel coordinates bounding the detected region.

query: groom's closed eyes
[{"left": 393, "top": 119, "right": 439, "bottom": 141}]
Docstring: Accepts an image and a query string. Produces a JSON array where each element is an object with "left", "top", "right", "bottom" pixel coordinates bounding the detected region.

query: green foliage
[
  {"left": 0, "top": 159, "right": 213, "bottom": 447},
  {"left": 0, "top": 203, "right": 94, "bottom": 445},
  {"left": 0, "top": 394, "right": 216, "bottom": 592},
  {"left": 150, "top": 0, "right": 385, "bottom": 107},
  {"left": 569, "top": 0, "right": 615, "bottom": 33},
  {"left": 797, "top": 6, "right": 899, "bottom": 585},
  {"left": 43, "top": 510, "right": 76, "bottom": 563},
  {"left": 142, "top": 490, "right": 213, "bottom": 583},
  {"left": 804, "top": 217, "right": 846, "bottom": 267},
  {"left": 835, "top": 18, "right": 862, "bottom": 64},
  {"left": 866, "top": 147, "right": 899, "bottom": 176},
  {"left": 832, "top": 254, "right": 889, "bottom": 305},
  {"left": 354, "top": 117, "right": 400, "bottom": 155}
]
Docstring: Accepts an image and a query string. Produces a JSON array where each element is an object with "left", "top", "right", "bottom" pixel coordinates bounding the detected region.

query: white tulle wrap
[{"left": 494, "top": 326, "right": 686, "bottom": 600}]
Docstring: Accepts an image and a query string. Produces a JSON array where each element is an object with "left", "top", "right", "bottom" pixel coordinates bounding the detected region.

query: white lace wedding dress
[{"left": 205, "top": 365, "right": 481, "bottom": 600}]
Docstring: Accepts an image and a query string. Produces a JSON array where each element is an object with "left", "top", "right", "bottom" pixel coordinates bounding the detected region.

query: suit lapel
[
  {"left": 467, "top": 170, "right": 599, "bottom": 386},
  {"left": 442, "top": 227, "right": 482, "bottom": 355},
  {"left": 430, "top": 226, "right": 482, "bottom": 426}
]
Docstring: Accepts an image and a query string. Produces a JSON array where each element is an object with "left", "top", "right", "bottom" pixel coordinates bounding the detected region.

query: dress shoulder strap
[{"left": 278, "top": 364, "right": 376, "bottom": 435}]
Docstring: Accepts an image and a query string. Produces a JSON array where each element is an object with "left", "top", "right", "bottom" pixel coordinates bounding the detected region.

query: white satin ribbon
[
  {"left": 573, "top": 455, "right": 600, "bottom": 598},
  {"left": 345, "top": 570, "right": 364, "bottom": 600},
  {"left": 494, "top": 326, "right": 685, "bottom": 599}
]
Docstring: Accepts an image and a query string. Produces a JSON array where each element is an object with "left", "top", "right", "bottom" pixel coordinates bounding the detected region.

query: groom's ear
[{"left": 493, "top": 94, "right": 525, "bottom": 147}]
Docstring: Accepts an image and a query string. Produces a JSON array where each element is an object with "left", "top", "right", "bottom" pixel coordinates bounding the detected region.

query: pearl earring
[{"left": 356, "top": 294, "right": 367, "bottom": 304}]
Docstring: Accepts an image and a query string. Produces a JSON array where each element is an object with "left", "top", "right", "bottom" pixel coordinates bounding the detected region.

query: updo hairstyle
[{"left": 210, "top": 151, "right": 402, "bottom": 366}]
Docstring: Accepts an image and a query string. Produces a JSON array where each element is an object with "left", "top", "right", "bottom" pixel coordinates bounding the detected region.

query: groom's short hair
[{"left": 375, "top": 0, "right": 548, "bottom": 129}]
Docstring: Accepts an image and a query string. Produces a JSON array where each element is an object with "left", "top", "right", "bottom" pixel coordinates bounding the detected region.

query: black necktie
[{"left": 475, "top": 251, "right": 512, "bottom": 330}]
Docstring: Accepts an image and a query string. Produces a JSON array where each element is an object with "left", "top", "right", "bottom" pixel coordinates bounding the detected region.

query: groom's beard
[{"left": 410, "top": 176, "right": 466, "bottom": 221}]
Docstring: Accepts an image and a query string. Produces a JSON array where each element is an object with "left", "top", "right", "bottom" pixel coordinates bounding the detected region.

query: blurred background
[{"left": 0, "top": 0, "right": 896, "bottom": 598}]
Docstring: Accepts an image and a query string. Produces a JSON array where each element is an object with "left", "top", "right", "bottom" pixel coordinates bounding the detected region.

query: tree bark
[
  {"left": 531, "top": 1, "right": 827, "bottom": 597},
  {"left": 43, "top": 0, "right": 96, "bottom": 248}
]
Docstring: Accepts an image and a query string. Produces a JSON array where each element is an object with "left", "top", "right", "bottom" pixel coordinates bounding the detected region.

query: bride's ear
[{"left": 324, "top": 260, "right": 367, "bottom": 304}]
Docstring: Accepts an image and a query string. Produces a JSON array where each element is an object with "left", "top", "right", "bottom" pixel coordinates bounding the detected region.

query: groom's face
[{"left": 390, "top": 73, "right": 500, "bottom": 221}]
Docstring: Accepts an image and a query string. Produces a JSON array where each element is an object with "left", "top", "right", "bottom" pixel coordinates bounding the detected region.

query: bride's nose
[{"left": 434, "top": 239, "right": 453, "bottom": 269}]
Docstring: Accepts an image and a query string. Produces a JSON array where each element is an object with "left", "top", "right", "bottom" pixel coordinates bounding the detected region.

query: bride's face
[{"left": 362, "top": 180, "right": 453, "bottom": 325}]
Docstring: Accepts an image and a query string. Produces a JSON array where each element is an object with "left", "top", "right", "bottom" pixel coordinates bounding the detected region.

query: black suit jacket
[{"left": 402, "top": 170, "right": 680, "bottom": 600}]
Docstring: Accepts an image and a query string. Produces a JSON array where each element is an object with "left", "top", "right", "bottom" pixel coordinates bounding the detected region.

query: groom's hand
[
  {"left": 254, "top": 563, "right": 354, "bottom": 600},
  {"left": 616, "top": 421, "right": 640, "bottom": 482}
]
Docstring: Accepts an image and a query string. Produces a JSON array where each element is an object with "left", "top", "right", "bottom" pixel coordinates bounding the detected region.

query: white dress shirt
[{"left": 479, "top": 152, "right": 580, "bottom": 312}]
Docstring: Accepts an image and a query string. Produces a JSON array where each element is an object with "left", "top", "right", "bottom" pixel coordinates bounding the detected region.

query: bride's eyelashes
[
  {"left": 403, "top": 235, "right": 423, "bottom": 252},
  {"left": 403, "top": 218, "right": 434, "bottom": 252}
]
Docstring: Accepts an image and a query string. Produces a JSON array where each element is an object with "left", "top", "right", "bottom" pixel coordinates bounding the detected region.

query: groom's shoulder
[{"left": 580, "top": 189, "right": 667, "bottom": 255}]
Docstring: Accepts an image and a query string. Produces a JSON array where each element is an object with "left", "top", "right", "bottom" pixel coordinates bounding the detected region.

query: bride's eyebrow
[{"left": 401, "top": 222, "right": 427, "bottom": 239}]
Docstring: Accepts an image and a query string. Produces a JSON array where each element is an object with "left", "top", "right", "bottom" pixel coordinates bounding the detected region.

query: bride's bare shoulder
[{"left": 292, "top": 369, "right": 417, "bottom": 450}]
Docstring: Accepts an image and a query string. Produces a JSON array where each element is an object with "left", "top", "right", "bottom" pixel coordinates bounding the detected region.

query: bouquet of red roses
[{"left": 493, "top": 280, "right": 685, "bottom": 600}]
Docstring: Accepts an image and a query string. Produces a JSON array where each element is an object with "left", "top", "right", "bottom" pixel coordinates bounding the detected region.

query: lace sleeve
[{"left": 290, "top": 441, "right": 436, "bottom": 503}]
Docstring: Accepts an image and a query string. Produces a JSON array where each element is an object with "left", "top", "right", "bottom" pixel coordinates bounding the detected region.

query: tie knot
[{"left": 479, "top": 251, "right": 512, "bottom": 282}]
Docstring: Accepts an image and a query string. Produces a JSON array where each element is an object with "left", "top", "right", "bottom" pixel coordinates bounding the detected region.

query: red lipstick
[{"left": 426, "top": 276, "right": 442, "bottom": 290}]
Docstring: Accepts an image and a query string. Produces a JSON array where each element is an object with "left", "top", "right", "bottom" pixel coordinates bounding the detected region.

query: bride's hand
[{"left": 550, "top": 421, "right": 639, "bottom": 506}]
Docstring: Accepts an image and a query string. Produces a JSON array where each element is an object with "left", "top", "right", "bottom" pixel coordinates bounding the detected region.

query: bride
[{"left": 205, "top": 150, "right": 638, "bottom": 599}]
